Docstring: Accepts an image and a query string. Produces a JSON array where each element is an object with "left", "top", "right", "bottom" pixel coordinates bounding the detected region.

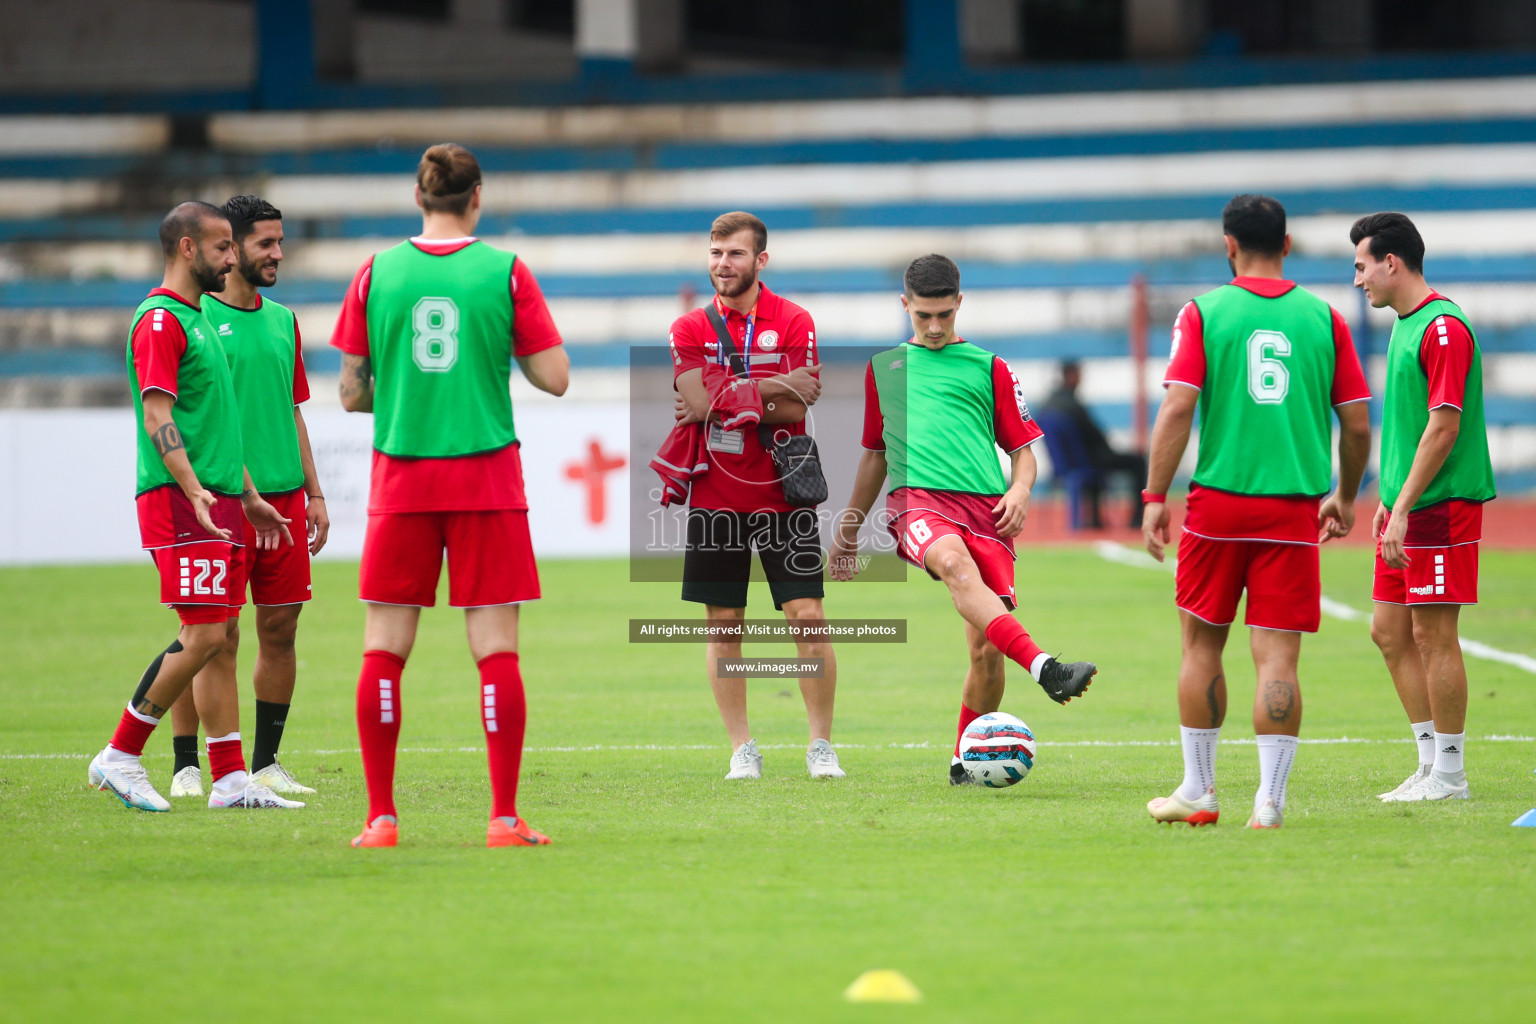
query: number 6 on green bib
[{"left": 1190, "top": 282, "right": 1336, "bottom": 496}]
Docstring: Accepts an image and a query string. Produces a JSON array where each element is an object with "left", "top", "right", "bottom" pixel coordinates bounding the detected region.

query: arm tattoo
[
  {"left": 1263, "top": 679, "right": 1296, "bottom": 722},
  {"left": 340, "top": 355, "right": 374, "bottom": 406},
  {"left": 151, "top": 422, "right": 184, "bottom": 458},
  {"left": 1205, "top": 674, "right": 1223, "bottom": 728}
]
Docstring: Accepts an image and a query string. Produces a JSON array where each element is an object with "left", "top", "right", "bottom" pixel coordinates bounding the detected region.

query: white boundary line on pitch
[
  {"left": 1096, "top": 540, "right": 1536, "bottom": 676},
  {"left": 6, "top": 735, "right": 1534, "bottom": 761}
]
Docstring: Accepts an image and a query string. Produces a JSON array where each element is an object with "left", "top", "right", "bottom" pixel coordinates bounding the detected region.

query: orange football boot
[
  {"left": 487, "top": 816, "right": 551, "bottom": 847},
  {"left": 351, "top": 815, "right": 399, "bottom": 847}
]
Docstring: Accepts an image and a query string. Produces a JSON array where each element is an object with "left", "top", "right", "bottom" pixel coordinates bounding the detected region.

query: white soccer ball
[{"left": 958, "top": 712, "right": 1036, "bottom": 788}]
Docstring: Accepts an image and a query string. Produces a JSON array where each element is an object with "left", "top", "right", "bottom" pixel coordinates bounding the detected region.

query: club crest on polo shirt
[{"left": 757, "top": 330, "right": 779, "bottom": 351}]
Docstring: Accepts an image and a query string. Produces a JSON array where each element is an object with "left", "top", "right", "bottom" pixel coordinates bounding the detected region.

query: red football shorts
[
  {"left": 1176, "top": 531, "right": 1321, "bottom": 633},
  {"left": 360, "top": 509, "right": 540, "bottom": 608},
  {"left": 152, "top": 540, "right": 247, "bottom": 625},
  {"left": 889, "top": 510, "right": 1017, "bottom": 610},
  {"left": 240, "top": 489, "right": 312, "bottom": 607},
  {"left": 1372, "top": 503, "right": 1481, "bottom": 606},
  {"left": 1373, "top": 542, "right": 1479, "bottom": 606}
]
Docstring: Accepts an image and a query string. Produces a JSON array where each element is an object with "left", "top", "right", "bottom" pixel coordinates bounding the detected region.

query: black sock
[
  {"left": 172, "top": 734, "right": 200, "bottom": 774},
  {"left": 251, "top": 700, "right": 290, "bottom": 772}
]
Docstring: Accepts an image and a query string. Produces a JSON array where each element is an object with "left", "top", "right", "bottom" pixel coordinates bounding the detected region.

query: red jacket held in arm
[{"left": 650, "top": 366, "right": 766, "bottom": 506}]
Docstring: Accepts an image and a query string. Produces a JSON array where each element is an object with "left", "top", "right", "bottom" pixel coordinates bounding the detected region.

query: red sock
[
  {"left": 206, "top": 733, "right": 246, "bottom": 781},
  {"left": 109, "top": 706, "right": 157, "bottom": 757},
  {"left": 478, "top": 652, "right": 528, "bottom": 821},
  {"left": 985, "top": 614, "right": 1045, "bottom": 675},
  {"left": 955, "top": 703, "right": 983, "bottom": 757},
  {"left": 356, "top": 650, "right": 406, "bottom": 822}
]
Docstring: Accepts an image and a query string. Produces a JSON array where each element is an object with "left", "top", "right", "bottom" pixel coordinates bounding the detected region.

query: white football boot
[
  {"left": 1147, "top": 787, "right": 1220, "bottom": 826},
  {"left": 249, "top": 760, "right": 316, "bottom": 795},
  {"left": 1391, "top": 769, "right": 1470, "bottom": 802},
  {"left": 1246, "top": 799, "right": 1283, "bottom": 829},
  {"left": 88, "top": 749, "right": 169, "bottom": 812},
  {"left": 208, "top": 775, "right": 306, "bottom": 809},
  {"left": 806, "top": 739, "right": 846, "bottom": 779},
  {"left": 1377, "top": 764, "right": 1431, "bottom": 801},
  {"left": 169, "top": 765, "right": 204, "bottom": 798},
  {"left": 724, "top": 738, "right": 763, "bottom": 780}
]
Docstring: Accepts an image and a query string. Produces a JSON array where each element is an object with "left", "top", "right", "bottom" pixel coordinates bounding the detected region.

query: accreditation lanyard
[{"left": 713, "top": 294, "right": 757, "bottom": 376}]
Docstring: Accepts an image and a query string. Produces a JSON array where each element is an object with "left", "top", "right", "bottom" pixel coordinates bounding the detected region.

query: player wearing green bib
[
  {"left": 167, "top": 196, "right": 330, "bottom": 802},
  {"left": 830, "top": 255, "right": 1098, "bottom": 786},
  {"left": 1143, "top": 195, "right": 1371, "bottom": 829},
  {"left": 1351, "top": 212, "right": 1497, "bottom": 803},
  {"left": 332, "top": 144, "right": 569, "bottom": 850},
  {"left": 88, "top": 202, "right": 299, "bottom": 814}
]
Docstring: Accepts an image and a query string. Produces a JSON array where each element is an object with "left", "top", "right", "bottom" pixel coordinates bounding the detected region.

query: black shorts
[{"left": 681, "top": 508, "right": 825, "bottom": 610}]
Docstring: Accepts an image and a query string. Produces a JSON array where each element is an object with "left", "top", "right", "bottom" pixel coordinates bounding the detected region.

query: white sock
[
  {"left": 1433, "top": 732, "right": 1465, "bottom": 775},
  {"left": 1177, "top": 726, "right": 1221, "bottom": 800},
  {"left": 1028, "top": 651, "right": 1051, "bottom": 682},
  {"left": 1255, "top": 735, "right": 1299, "bottom": 811},
  {"left": 1410, "top": 720, "right": 1435, "bottom": 766},
  {"left": 211, "top": 769, "right": 248, "bottom": 792},
  {"left": 102, "top": 745, "right": 138, "bottom": 764}
]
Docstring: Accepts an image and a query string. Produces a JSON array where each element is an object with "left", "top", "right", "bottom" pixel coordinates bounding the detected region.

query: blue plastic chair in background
[{"left": 1033, "top": 409, "right": 1100, "bottom": 530}]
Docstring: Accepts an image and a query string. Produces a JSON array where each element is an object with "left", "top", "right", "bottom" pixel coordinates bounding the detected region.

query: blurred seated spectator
[{"left": 1041, "top": 360, "right": 1147, "bottom": 528}]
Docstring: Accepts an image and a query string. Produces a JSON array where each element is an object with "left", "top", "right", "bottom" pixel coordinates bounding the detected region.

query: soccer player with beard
[
  {"left": 333, "top": 144, "right": 569, "bottom": 849},
  {"left": 670, "top": 211, "right": 842, "bottom": 781},
  {"left": 829, "top": 254, "right": 1098, "bottom": 787},
  {"left": 1351, "top": 212, "right": 1496, "bottom": 802},
  {"left": 1142, "top": 195, "right": 1371, "bottom": 829},
  {"left": 87, "top": 202, "right": 299, "bottom": 812},
  {"left": 164, "top": 195, "right": 330, "bottom": 800}
]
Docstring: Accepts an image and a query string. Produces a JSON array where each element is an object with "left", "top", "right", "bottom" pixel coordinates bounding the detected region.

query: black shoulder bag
[{"left": 704, "top": 304, "right": 829, "bottom": 508}]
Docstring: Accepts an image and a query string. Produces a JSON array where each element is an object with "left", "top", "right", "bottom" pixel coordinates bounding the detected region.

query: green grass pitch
[{"left": 2, "top": 546, "right": 1534, "bottom": 1022}]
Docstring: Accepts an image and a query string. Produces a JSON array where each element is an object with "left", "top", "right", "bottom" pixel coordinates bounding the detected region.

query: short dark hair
[
  {"left": 158, "top": 201, "right": 226, "bottom": 259},
  {"left": 903, "top": 254, "right": 960, "bottom": 299},
  {"left": 1350, "top": 211, "right": 1425, "bottom": 274},
  {"left": 221, "top": 195, "right": 282, "bottom": 243},
  {"left": 1221, "top": 194, "right": 1287, "bottom": 257},
  {"left": 710, "top": 211, "right": 767, "bottom": 255}
]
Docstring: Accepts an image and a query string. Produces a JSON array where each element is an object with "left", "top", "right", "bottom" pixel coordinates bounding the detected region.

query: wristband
[{"left": 1140, "top": 490, "right": 1166, "bottom": 504}]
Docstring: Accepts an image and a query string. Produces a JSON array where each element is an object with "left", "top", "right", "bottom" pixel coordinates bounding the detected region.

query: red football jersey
[{"left": 670, "top": 283, "right": 817, "bottom": 513}]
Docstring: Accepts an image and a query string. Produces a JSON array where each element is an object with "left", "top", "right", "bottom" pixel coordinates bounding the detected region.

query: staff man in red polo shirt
[{"left": 671, "top": 211, "right": 840, "bottom": 781}]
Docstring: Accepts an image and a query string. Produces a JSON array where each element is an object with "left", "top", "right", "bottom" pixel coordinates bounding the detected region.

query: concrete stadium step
[
  {"left": 10, "top": 116, "right": 1536, "bottom": 183},
  {"left": 7, "top": 76, "right": 1536, "bottom": 162}
]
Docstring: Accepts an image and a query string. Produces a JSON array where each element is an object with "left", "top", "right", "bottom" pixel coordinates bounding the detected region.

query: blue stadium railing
[{"left": 7, "top": 184, "right": 1536, "bottom": 244}]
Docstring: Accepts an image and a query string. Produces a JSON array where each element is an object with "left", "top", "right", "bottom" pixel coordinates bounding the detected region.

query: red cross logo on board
[{"left": 563, "top": 439, "right": 627, "bottom": 525}]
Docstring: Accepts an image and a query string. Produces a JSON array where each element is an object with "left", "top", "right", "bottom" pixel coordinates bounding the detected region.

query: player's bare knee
[
  {"left": 180, "top": 622, "right": 227, "bottom": 662},
  {"left": 256, "top": 607, "right": 299, "bottom": 651},
  {"left": 933, "top": 548, "right": 974, "bottom": 583},
  {"left": 1409, "top": 615, "right": 1454, "bottom": 657}
]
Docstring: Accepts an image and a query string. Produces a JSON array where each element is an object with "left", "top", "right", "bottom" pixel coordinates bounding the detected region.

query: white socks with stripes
[
  {"left": 1177, "top": 726, "right": 1221, "bottom": 801},
  {"left": 1255, "top": 735, "right": 1299, "bottom": 812}
]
